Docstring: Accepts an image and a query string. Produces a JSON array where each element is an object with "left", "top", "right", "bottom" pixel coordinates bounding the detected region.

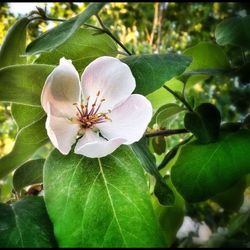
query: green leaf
[
  {"left": 184, "top": 103, "right": 221, "bottom": 143},
  {"left": 131, "top": 138, "right": 174, "bottom": 205},
  {"left": 11, "top": 103, "right": 45, "bottom": 130},
  {"left": 26, "top": 3, "right": 106, "bottom": 54},
  {"left": 184, "top": 42, "right": 230, "bottom": 71},
  {"left": 0, "top": 64, "right": 54, "bottom": 106},
  {"left": 152, "top": 136, "right": 166, "bottom": 155},
  {"left": 122, "top": 54, "right": 191, "bottom": 96},
  {"left": 215, "top": 16, "right": 250, "bottom": 49},
  {"left": 0, "top": 116, "right": 48, "bottom": 179},
  {"left": 0, "top": 17, "right": 30, "bottom": 68},
  {"left": 13, "top": 159, "right": 44, "bottom": 192},
  {"left": 212, "top": 177, "right": 246, "bottom": 212},
  {"left": 35, "top": 28, "right": 118, "bottom": 73},
  {"left": 0, "top": 196, "right": 57, "bottom": 247},
  {"left": 171, "top": 129, "right": 250, "bottom": 202},
  {"left": 152, "top": 178, "right": 185, "bottom": 247},
  {"left": 147, "top": 78, "right": 184, "bottom": 111},
  {"left": 44, "top": 146, "right": 166, "bottom": 247}
]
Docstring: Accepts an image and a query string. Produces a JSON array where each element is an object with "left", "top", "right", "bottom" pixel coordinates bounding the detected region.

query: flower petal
[
  {"left": 46, "top": 104, "right": 80, "bottom": 155},
  {"left": 74, "top": 129, "right": 125, "bottom": 158},
  {"left": 81, "top": 56, "right": 135, "bottom": 113},
  {"left": 41, "top": 57, "right": 81, "bottom": 118},
  {"left": 96, "top": 94, "right": 153, "bottom": 144}
]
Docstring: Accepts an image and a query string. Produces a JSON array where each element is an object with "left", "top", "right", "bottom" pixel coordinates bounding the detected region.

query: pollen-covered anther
[{"left": 73, "top": 91, "right": 111, "bottom": 129}]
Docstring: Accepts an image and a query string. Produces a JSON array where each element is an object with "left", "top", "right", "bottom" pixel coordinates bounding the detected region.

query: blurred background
[{"left": 0, "top": 2, "right": 250, "bottom": 247}]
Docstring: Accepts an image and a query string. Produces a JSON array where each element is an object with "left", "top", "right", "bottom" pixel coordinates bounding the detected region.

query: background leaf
[
  {"left": 215, "top": 16, "right": 250, "bottom": 49},
  {"left": 0, "top": 196, "right": 57, "bottom": 248},
  {"left": 171, "top": 129, "right": 250, "bottom": 202},
  {"left": 0, "top": 17, "right": 30, "bottom": 68},
  {"left": 35, "top": 28, "right": 118, "bottom": 73},
  {"left": 0, "top": 116, "right": 48, "bottom": 179},
  {"left": 122, "top": 54, "right": 191, "bottom": 96},
  {"left": 0, "top": 64, "right": 54, "bottom": 106},
  {"left": 44, "top": 146, "right": 166, "bottom": 247},
  {"left": 26, "top": 3, "right": 106, "bottom": 54},
  {"left": 13, "top": 159, "right": 44, "bottom": 192}
]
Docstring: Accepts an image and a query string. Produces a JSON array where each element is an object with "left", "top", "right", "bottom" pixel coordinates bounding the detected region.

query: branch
[{"left": 145, "top": 128, "right": 189, "bottom": 138}]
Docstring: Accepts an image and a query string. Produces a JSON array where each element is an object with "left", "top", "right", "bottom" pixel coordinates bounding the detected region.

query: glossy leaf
[
  {"left": 0, "top": 196, "right": 57, "bottom": 248},
  {"left": 0, "top": 64, "right": 54, "bottom": 106},
  {"left": 171, "top": 129, "right": 250, "bottom": 202},
  {"left": 11, "top": 103, "right": 45, "bottom": 130},
  {"left": 36, "top": 28, "right": 118, "bottom": 73},
  {"left": 184, "top": 103, "right": 221, "bottom": 143},
  {"left": 13, "top": 159, "right": 44, "bottom": 192},
  {"left": 0, "top": 116, "right": 48, "bottom": 179},
  {"left": 0, "top": 17, "right": 30, "bottom": 68},
  {"left": 215, "top": 16, "right": 250, "bottom": 49},
  {"left": 122, "top": 54, "right": 191, "bottom": 96},
  {"left": 44, "top": 146, "right": 166, "bottom": 247},
  {"left": 26, "top": 3, "right": 106, "bottom": 54}
]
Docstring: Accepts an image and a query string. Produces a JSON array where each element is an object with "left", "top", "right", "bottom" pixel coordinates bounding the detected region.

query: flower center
[{"left": 72, "top": 90, "right": 111, "bottom": 129}]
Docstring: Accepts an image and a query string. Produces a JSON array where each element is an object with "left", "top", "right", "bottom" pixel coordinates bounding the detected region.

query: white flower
[{"left": 41, "top": 56, "right": 152, "bottom": 158}]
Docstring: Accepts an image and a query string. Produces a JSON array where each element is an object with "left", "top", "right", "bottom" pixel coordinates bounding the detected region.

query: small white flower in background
[
  {"left": 41, "top": 56, "right": 152, "bottom": 158},
  {"left": 177, "top": 216, "right": 212, "bottom": 245}
]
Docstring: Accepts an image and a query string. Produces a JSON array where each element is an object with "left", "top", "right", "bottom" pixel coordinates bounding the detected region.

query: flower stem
[
  {"left": 163, "top": 85, "right": 193, "bottom": 112},
  {"left": 145, "top": 128, "right": 189, "bottom": 138},
  {"left": 95, "top": 14, "right": 133, "bottom": 56}
]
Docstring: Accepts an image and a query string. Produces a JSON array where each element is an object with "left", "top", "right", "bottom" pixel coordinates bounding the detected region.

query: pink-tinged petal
[
  {"left": 46, "top": 104, "right": 80, "bottom": 155},
  {"left": 74, "top": 129, "right": 125, "bottom": 158},
  {"left": 81, "top": 56, "right": 135, "bottom": 113},
  {"left": 96, "top": 94, "right": 153, "bottom": 144},
  {"left": 41, "top": 57, "right": 81, "bottom": 118}
]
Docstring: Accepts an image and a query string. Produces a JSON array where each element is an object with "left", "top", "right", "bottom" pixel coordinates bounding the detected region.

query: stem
[
  {"left": 95, "top": 14, "right": 132, "bottom": 56},
  {"left": 145, "top": 128, "right": 188, "bottom": 138},
  {"left": 30, "top": 16, "right": 65, "bottom": 22},
  {"left": 163, "top": 85, "right": 193, "bottom": 112}
]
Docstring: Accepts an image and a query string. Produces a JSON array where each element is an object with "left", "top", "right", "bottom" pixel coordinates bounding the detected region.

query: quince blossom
[{"left": 41, "top": 56, "right": 152, "bottom": 158}]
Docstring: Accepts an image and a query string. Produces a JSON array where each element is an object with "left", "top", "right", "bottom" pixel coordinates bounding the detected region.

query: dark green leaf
[
  {"left": 122, "top": 54, "right": 191, "bottom": 96},
  {"left": 26, "top": 3, "right": 106, "bottom": 54},
  {"left": 0, "top": 196, "right": 57, "bottom": 248},
  {"left": 0, "top": 116, "right": 48, "bottom": 179},
  {"left": 215, "top": 16, "right": 250, "bottom": 49},
  {"left": 44, "top": 146, "right": 166, "bottom": 247},
  {"left": 0, "top": 64, "right": 54, "bottom": 106},
  {"left": 131, "top": 138, "right": 174, "bottom": 205},
  {"left": 212, "top": 177, "right": 246, "bottom": 212},
  {"left": 171, "top": 129, "right": 250, "bottom": 202},
  {"left": 35, "top": 28, "right": 118, "bottom": 73},
  {"left": 184, "top": 103, "right": 221, "bottom": 143},
  {"left": 13, "top": 159, "right": 44, "bottom": 192},
  {"left": 0, "top": 17, "right": 30, "bottom": 68},
  {"left": 11, "top": 103, "right": 45, "bottom": 130},
  {"left": 152, "top": 136, "right": 166, "bottom": 155}
]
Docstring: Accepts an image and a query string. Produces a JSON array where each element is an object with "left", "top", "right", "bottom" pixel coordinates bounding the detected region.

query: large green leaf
[
  {"left": 0, "top": 116, "right": 48, "bottom": 179},
  {"left": 0, "top": 196, "right": 57, "bottom": 247},
  {"left": 215, "top": 16, "right": 250, "bottom": 49},
  {"left": 36, "top": 28, "right": 118, "bottom": 73},
  {"left": 44, "top": 146, "right": 166, "bottom": 247},
  {"left": 0, "top": 17, "right": 30, "bottom": 68},
  {"left": 0, "top": 64, "right": 54, "bottom": 106},
  {"left": 171, "top": 129, "right": 250, "bottom": 202},
  {"left": 122, "top": 54, "right": 191, "bottom": 96},
  {"left": 13, "top": 159, "right": 44, "bottom": 192},
  {"left": 26, "top": 3, "right": 105, "bottom": 54},
  {"left": 11, "top": 103, "right": 44, "bottom": 130}
]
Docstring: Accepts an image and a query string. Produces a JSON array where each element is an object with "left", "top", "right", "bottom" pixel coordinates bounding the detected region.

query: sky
[{"left": 8, "top": 3, "right": 51, "bottom": 15}]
